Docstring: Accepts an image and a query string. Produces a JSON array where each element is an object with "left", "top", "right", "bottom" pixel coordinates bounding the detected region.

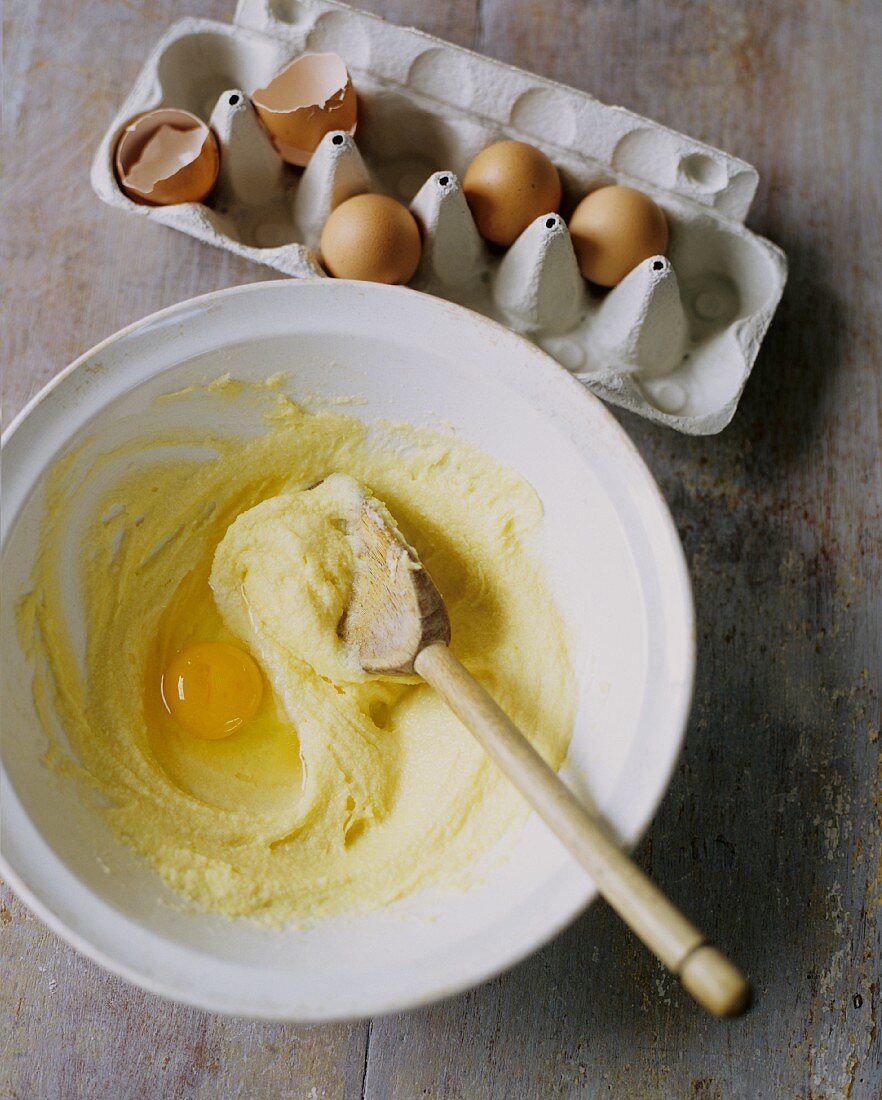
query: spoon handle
[{"left": 414, "top": 642, "right": 751, "bottom": 1018}]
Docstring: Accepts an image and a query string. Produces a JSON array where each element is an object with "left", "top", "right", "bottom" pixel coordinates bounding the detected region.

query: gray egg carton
[{"left": 90, "top": 0, "right": 787, "bottom": 434}]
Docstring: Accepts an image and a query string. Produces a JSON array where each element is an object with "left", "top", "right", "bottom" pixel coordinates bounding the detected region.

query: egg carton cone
[{"left": 90, "top": 1, "right": 787, "bottom": 435}]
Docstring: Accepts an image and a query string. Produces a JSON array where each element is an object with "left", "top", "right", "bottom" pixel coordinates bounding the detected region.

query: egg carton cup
[{"left": 90, "top": 0, "right": 787, "bottom": 435}]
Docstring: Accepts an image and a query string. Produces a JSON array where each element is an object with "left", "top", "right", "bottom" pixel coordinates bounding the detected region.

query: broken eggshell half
[
  {"left": 115, "top": 109, "right": 219, "bottom": 206},
  {"left": 252, "top": 52, "right": 357, "bottom": 167}
]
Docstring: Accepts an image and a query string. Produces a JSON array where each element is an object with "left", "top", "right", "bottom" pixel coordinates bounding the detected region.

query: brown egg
[
  {"left": 115, "top": 110, "right": 219, "bottom": 206},
  {"left": 320, "top": 194, "right": 422, "bottom": 284},
  {"left": 463, "top": 140, "right": 562, "bottom": 247},
  {"left": 568, "top": 185, "right": 669, "bottom": 287}
]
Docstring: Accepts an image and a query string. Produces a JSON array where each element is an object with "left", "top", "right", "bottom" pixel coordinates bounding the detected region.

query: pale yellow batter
[{"left": 20, "top": 384, "right": 575, "bottom": 923}]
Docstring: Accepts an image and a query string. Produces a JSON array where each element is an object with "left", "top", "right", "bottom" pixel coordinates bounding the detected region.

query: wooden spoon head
[{"left": 341, "top": 494, "right": 450, "bottom": 675}]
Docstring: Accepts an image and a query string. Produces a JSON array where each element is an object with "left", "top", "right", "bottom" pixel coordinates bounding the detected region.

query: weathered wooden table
[{"left": 3, "top": 1, "right": 880, "bottom": 1096}]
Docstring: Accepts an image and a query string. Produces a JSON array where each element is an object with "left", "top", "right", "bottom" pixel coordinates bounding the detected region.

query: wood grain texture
[{"left": 2, "top": 0, "right": 880, "bottom": 1097}]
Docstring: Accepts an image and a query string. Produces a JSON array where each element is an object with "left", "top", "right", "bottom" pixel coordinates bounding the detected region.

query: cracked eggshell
[
  {"left": 115, "top": 109, "right": 219, "bottom": 206},
  {"left": 252, "top": 52, "right": 357, "bottom": 166}
]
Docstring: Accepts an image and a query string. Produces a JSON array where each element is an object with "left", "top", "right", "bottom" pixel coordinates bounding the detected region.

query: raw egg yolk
[{"left": 161, "top": 642, "right": 263, "bottom": 740}]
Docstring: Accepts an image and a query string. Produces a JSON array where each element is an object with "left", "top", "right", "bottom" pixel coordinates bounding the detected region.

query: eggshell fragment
[
  {"left": 320, "top": 194, "right": 421, "bottom": 284},
  {"left": 568, "top": 185, "right": 669, "bottom": 287},
  {"left": 115, "top": 109, "right": 219, "bottom": 206},
  {"left": 252, "top": 53, "right": 358, "bottom": 167}
]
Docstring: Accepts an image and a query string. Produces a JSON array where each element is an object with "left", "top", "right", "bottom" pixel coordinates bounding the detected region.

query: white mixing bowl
[{"left": 0, "top": 281, "right": 693, "bottom": 1020}]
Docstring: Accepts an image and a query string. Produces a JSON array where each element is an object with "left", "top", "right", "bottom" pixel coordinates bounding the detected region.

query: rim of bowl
[{"left": 0, "top": 279, "right": 695, "bottom": 1020}]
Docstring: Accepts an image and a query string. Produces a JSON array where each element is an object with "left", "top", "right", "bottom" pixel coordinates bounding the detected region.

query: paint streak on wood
[{"left": 1, "top": 1, "right": 880, "bottom": 1097}]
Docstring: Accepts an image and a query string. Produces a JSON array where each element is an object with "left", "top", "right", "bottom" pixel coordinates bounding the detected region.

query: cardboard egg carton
[{"left": 90, "top": 0, "right": 787, "bottom": 434}]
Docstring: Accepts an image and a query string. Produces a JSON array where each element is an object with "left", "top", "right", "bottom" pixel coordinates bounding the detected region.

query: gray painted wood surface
[{"left": 2, "top": 1, "right": 880, "bottom": 1096}]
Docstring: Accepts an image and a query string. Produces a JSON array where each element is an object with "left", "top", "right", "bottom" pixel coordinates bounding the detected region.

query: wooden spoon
[{"left": 341, "top": 490, "right": 751, "bottom": 1018}]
